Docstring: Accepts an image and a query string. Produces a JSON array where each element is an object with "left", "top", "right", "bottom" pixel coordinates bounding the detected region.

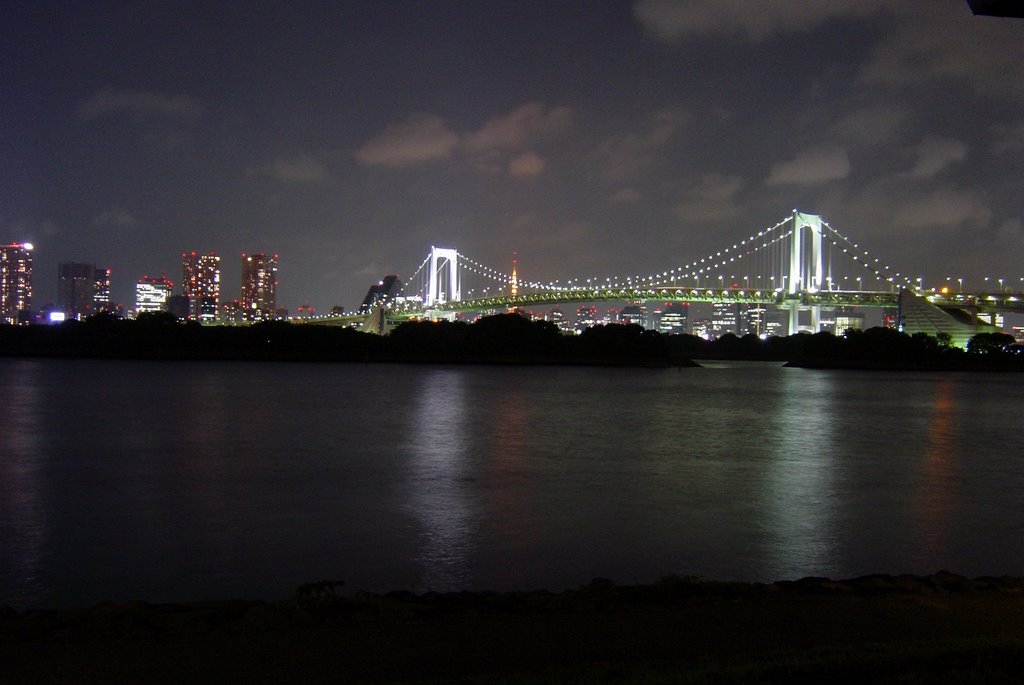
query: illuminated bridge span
[{"left": 353, "top": 210, "right": 1023, "bottom": 343}]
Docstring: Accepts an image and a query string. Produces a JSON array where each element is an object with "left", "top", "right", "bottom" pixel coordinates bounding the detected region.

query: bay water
[{"left": 2, "top": 358, "right": 1022, "bottom": 609}]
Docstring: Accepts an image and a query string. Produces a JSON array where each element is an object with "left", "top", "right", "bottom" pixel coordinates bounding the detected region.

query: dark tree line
[{"left": 0, "top": 311, "right": 1020, "bottom": 369}]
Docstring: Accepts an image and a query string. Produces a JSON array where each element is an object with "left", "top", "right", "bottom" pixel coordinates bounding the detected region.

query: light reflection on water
[
  {"left": 1, "top": 358, "right": 1023, "bottom": 609},
  {"left": 405, "top": 369, "right": 476, "bottom": 590}
]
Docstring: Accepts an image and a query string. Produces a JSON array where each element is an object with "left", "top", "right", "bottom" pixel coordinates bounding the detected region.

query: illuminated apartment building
[
  {"left": 135, "top": 275, "right": 174, "bottom": 315},
  {"left": 656, "top": 302, "right": 689, "bottom": 334},
  {"left": 574, "top": 305, "right": 598, "bottom": 334},
  {"left": 619, "top": 302, "right": 647, "bottom": 328},
  {"left": 241, "top": 252, "right": 278, "bottom": 319},
  {"left": 0, "top": 242, "right": 33, "bottom": 324},
  {"left": 711, "top": 302, "right": 739, "bottom": 337},
  {"left": 182, "top": 252, "right": 221, "bottom": 320},
  {"left": 93, "top": 268, "right": 113, "bottom": 313}
]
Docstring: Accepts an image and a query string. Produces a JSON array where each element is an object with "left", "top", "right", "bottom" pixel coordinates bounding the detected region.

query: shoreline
[{"left": 6, "top": 572, "right": 1024, "bottom": 683}]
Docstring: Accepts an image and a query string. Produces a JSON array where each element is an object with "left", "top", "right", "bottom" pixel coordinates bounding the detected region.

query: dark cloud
[
  {"left": 91, "top": 207, "right": 137, "bottom": 230},
  {"left": 673, "top": 173, "right": 746, "bottom": 223},
  {"left": 859, "top": 7, "right": 1024, "bottom": 99},
  {"left": 250, "top": 155, "right": 333, "bottom": 184},
  {"left": 462, "top": 103, "right": 572, "bottom": 153},
  {"left": 907, "top": 137, "right": 968, "bottom": 179},
  {"left": 634, "top": 0, "right": 888, "bottom": 43},
  {"left": 78, "top": 88, "right": 202, "bottom": 121},
  {"left": 766, "top": 147, "right": 851, "bottom": 186},
  {"left": 354, "top": 114, "right": 459, "bottom": 167},
  {"left": 507, "top": 151, "right": 546, "bottom": 177}
]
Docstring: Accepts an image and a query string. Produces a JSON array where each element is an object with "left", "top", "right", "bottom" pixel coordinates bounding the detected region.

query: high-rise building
[
  {"left": 0, "top": 242, "right": 33, "bottom": 324},
  {"left": 58, "top": 262, "right": 96, "bottom": 319},
  {"left": 545, "top": 307, "right": 573, "bottom": 333},
  {"left": 742, "top": 305, "right": 768, "bottom": 337},
  {"left": 656, "top": 302, "right": 689, "bottom": 334},
  {"left": 182, "top": 252, "right": 221, "bottom": 320},
  {"left": 135, "top": 275, "right": 174, "bottom": 315},
  {"left": 93, "top": 268, "right": 113, "bottom": 313},
  {"left": 574, "top": 305, "right": 598, "bottom": 334},
  {"left": 619, "top": 302, "right": 647, "bottom": 328},
  {"left": 241, "top": 252, "right": 278, "bottom": 319},
  {"left": 358, "top": 274, "right": 402, "bottom": 314},
  {"left": 711, "top": 302, "right": 739, "bottom": 337}
]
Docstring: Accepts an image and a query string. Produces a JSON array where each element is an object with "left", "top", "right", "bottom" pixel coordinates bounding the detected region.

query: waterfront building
[
  {"left": 976, "top": 312, "right": 1005, "bottom": 330},
  {"left": 0, "top": 242, "right": 33, "bottom": 324},
  {"left": 93, "top": 268, "right": 113, "bottom": 313},
  {"left": 135, "top": 275, "right": 174, "bottom": 315},
  {"left": 241, "top": 252, "right": 278, "bottom": 320},
  {"left": 358, "top": 274, "right": 403, "bottom": 314},
  {"left": 656, "top": 302, "right": 689, "bottom": 334},
  {"left": 574, "top": 305, "right": 598, "bottom": 334},
  {"left": 764, "top": 309, "right": 788, "bottom": 337},
  {"left": 742, "top": 305, "right": 767, "bottom": 337},
  {"left": 620, "top": 302, "right": 646, "bottom": 328},
  {"left": 58, "top": 261, "right": 95, "bottom": 319},
  {"left": 220, "top": 300, "right": 245, "bottom": 322},
  {"left": 691, "top": 317, "right": 713, "bottom": 339},
  {"left": 182, "top": 252, "right": 221, "bottom": 321},
  {"left": 711, "top": 302, "right": 739, "bottom": 336},
  {"left": 545, "top": 307, "right": 573, "bottom": 333},
  {"left": 835, "top": 311, "right": 866, "bottom": 336}
]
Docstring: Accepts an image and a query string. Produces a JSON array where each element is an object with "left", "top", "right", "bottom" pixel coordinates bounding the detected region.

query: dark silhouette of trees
[
  {"left": 0, "top": 313, "right": 1021, "bottom": 370},
  {"left": 967, "top": 332, "right": 1015, "bottom": 355}
]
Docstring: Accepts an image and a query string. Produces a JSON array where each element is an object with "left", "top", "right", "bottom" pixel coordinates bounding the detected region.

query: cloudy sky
[{"left": 3, "top": 1, "right": 1023, "bottom": 311}]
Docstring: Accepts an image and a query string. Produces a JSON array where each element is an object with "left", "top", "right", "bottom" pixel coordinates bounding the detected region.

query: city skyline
[{"left": 3, "top": 2, "right": 1024, "bottom": 311}]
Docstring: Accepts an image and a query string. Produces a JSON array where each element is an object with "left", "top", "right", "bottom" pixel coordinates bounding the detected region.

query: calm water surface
[{"left": 2, "top": 358, "right": 1023, "bottom": 609}]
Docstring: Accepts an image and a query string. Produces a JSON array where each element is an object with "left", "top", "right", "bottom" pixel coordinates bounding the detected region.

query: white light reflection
[
  {"left": 760, "top": 370, "right": 838, "bottom": 578},
  {"left": 405, "top": 370, "right": 477, "bottom": 591}
]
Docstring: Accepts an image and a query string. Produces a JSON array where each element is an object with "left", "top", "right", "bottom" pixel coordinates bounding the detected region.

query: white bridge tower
[
  {"left": 787, "top": 211, "right": 825, "bottom": 335},
  {"left": 425, "top": 247, "right": 460, "bottom": 307}
]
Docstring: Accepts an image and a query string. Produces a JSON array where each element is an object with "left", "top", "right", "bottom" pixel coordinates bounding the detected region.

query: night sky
[{"left": 3, "top": 1, "right": 1023, "bottom": 312}]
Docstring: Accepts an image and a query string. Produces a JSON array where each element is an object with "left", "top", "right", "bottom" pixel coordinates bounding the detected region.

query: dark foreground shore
[{"left": 5, "top": 572, "right": 1024, "bottom": 684}]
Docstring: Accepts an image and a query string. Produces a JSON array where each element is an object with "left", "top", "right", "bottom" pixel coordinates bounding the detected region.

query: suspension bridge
[{"left": 332, "top": 210, "right": 1023, "bottom": 345}]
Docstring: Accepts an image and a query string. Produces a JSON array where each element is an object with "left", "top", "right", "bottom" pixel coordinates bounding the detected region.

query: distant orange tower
[{"left": 510, "top": 252, "right": 519, "bottom": 297}]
